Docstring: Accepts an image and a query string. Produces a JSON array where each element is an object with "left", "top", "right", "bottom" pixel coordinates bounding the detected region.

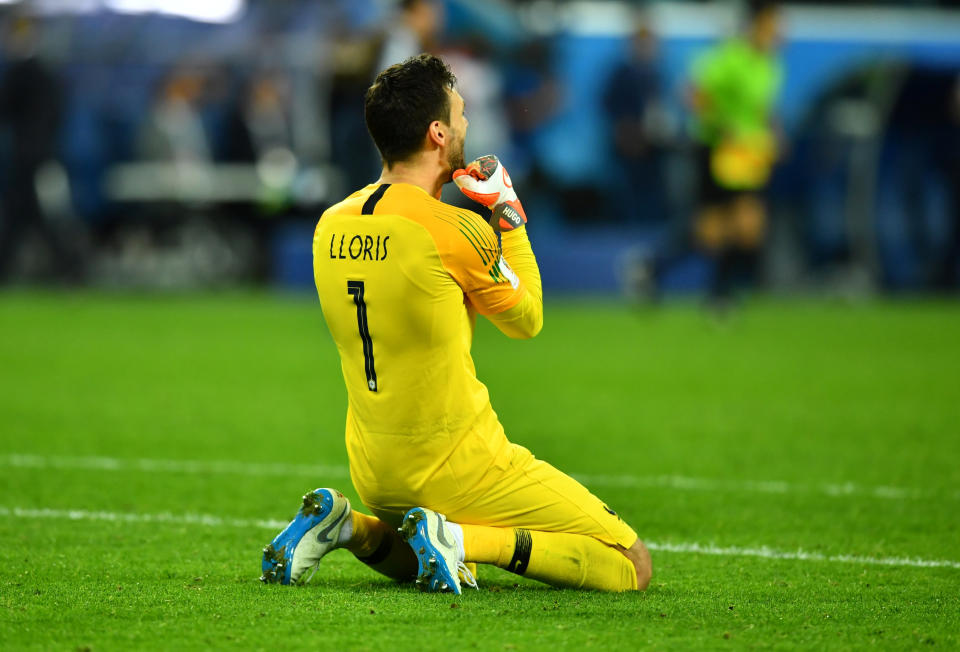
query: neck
[{"left": 378, "top": 158, "right": 448, "bottom": 199}]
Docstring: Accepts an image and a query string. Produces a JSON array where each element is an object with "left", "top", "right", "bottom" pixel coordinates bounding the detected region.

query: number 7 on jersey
[{"left": 347, "top": 280, "right": 378, "bottom": 392}]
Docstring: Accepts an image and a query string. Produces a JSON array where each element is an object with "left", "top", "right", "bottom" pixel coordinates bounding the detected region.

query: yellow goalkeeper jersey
[{"left": 312, "top": 182, "right": 542, "bottom": 497}]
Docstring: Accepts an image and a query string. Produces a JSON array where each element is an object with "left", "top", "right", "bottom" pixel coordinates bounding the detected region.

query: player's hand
[{"left": 453, "top": 155, "right": 527, "bottom": 232}]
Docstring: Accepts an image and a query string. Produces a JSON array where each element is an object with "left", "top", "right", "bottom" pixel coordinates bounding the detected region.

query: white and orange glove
[{"left": 453, "top": 155, "right": 527, "bottom": 232}]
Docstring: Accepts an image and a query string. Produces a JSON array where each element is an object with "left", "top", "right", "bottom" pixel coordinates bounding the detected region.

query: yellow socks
[
  {"left": 521, "top": 530, "right": 638, "bottom": 591},
  {"left": 344, "top": 511, "right": 387, "bottom": 558},
  {"left": 460, "top": 524, "right": 638, "bottom": 592},
  {"left": 347, "top": 514, "right": 637, "bottom": 590},
  {"left": 346, "top": 510, "right": 417, "bottom": 581},
  {"left": 461, "top": 524, "right": 516, "bottom": 566}
]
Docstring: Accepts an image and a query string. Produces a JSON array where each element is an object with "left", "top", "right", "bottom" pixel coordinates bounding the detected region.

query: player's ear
[{"left": 427, "top": 120, "right": 445, "bottom": 148}]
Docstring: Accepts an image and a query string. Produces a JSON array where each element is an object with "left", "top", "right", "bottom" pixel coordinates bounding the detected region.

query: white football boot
[
  {"left": 399, "top": 507, "right": 477, "bottom": 595},
  {"left": 260, "top": 488, "right": 350, "bottom": 585}
]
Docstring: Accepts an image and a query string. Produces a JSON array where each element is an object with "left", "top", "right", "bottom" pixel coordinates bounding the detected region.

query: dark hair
[
  {"left": 747, "top": 0, "right": 778, "bottom": 22},
  {"left": 364, "top": 53, "right": 457, "bottom": 167}
]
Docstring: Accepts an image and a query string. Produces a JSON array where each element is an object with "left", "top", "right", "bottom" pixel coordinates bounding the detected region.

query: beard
[{"left": 445, "top": 132, "right": 466, "bottom": 182}]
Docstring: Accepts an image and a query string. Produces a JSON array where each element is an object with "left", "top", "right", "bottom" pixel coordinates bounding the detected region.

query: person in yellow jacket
[{"left": 260, "top": 54, "right": 651, "bottom": 594}]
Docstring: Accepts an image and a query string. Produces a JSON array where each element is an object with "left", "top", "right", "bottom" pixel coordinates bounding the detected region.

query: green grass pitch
[{"left": 1, "top": 291, "right": 958, "bottom": 649}]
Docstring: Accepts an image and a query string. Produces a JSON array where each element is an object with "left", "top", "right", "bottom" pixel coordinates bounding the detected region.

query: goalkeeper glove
[{"left": 453, "top": 155, "right": 527, "bottom": 231}]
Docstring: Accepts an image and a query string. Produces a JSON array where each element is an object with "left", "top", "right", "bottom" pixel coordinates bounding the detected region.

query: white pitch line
[
  {"left": 644, "top": 541, "right": 960, "bottom": 570},
  {"left": 2, "top": 453, "right": 956, "bottom": 501},
  {"left": 2, "top": 505, "right": 957, "bottom": 571},
  {"left": 570, "top": 473, "right": 947, "bottom": 500},
  {"left": 0, "top": 453, "right": 349, "bottom": 479},
  {"left": 0, "top": 506, "right": 287, "bottom": 531}
]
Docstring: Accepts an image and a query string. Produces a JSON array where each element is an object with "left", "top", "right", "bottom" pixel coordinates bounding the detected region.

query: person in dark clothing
[
  {"left": 603, "top": 22, "right": 669, "bottom": 223},
  {"left": 882, "top": 68, "right": 960, "bottom": 290},
  {"left": 0, "top": 17, "right": 77, "bottom": 283}
]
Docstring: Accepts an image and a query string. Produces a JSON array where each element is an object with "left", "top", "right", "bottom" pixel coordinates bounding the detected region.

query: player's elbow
[
  {"left": 508, "top": 310, "right": 542, "bottom": 339},
  {"left": 493, "top": 297, "right": 543, "bottom": 339},
  {"left": 528, "top": 312, "right": 543, "bottom": 338}
]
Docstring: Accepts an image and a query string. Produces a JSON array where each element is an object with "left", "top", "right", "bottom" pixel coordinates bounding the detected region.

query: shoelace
[
  {"left": 456, "top": 561, "right": 478, "bottom": 590},
  {"left": 300, "top": 561, "right": 321, "bottom": 585}
]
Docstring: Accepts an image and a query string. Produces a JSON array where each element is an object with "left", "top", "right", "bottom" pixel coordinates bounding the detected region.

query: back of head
[
  {"left": 746, "top": 1, "right": 780, "bottom": 52},
  {"left": 747, "top": 0, "right": 778, "bottom": 21},
  {"left": 364, "top": 53, "right": 457, "bottom": 168}
]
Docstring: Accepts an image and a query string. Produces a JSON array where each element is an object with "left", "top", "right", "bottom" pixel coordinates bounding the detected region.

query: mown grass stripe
[{"left": 2, "top": 453, "right": 954, "bottom": 501}]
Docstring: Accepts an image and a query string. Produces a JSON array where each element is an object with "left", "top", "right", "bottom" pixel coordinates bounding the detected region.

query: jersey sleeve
[
  {"left": 484, "top": 226, "right": 543, "bottom": 338},
  {"left": 436, "top": 209, "right": 527, "bottom": 316}
]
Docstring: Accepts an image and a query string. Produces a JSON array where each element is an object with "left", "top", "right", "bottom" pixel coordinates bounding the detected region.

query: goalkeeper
[{"left": 260, "top": 54, "right": 651, "bottom": 594}]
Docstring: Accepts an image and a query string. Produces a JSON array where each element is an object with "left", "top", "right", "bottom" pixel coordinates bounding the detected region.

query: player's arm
[
  {"left": 453, "top": 155, "right": 543, "bottom": 339},
  {"left": 489, "top": 227, "right": 542, "bottom": 339}
]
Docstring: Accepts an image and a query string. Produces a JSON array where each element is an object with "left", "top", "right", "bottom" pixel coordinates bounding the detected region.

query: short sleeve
[{"left": 692, "top": 43, "right": 723, "bottom": 92}]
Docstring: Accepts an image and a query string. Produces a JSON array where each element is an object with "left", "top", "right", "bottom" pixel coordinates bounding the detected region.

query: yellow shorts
[{"left": 352, "top": 433, "right": 638, "bottom": 549}]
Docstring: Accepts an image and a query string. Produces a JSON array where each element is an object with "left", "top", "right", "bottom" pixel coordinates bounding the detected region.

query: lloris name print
[{"left": 329, "top": 233, "right": 390, "bottom": 261}]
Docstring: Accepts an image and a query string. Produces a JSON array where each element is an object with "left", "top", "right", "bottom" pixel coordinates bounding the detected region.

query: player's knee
[
  {"left": 695, "top": 208, "right": 727, "bottom": 252},
  {"left": 629, "top": 539, "right": 652, "bottom": 590},
  {"left": 731, "top": 197, "right": 766, "bottom": 248}
]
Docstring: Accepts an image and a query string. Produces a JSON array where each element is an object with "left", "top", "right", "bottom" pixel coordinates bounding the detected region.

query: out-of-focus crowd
[{"left": 0, "top": 0, "right": 958, "bottom": 294}]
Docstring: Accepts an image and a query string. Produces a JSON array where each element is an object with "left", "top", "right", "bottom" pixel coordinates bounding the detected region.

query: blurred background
[{"left": 0, "top": 0, "right": 958, "bottom": 300}]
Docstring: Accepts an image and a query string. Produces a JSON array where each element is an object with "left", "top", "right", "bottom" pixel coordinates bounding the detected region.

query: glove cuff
[{"left": 490, "top": 200, "right": 527, "bottom": 232}]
